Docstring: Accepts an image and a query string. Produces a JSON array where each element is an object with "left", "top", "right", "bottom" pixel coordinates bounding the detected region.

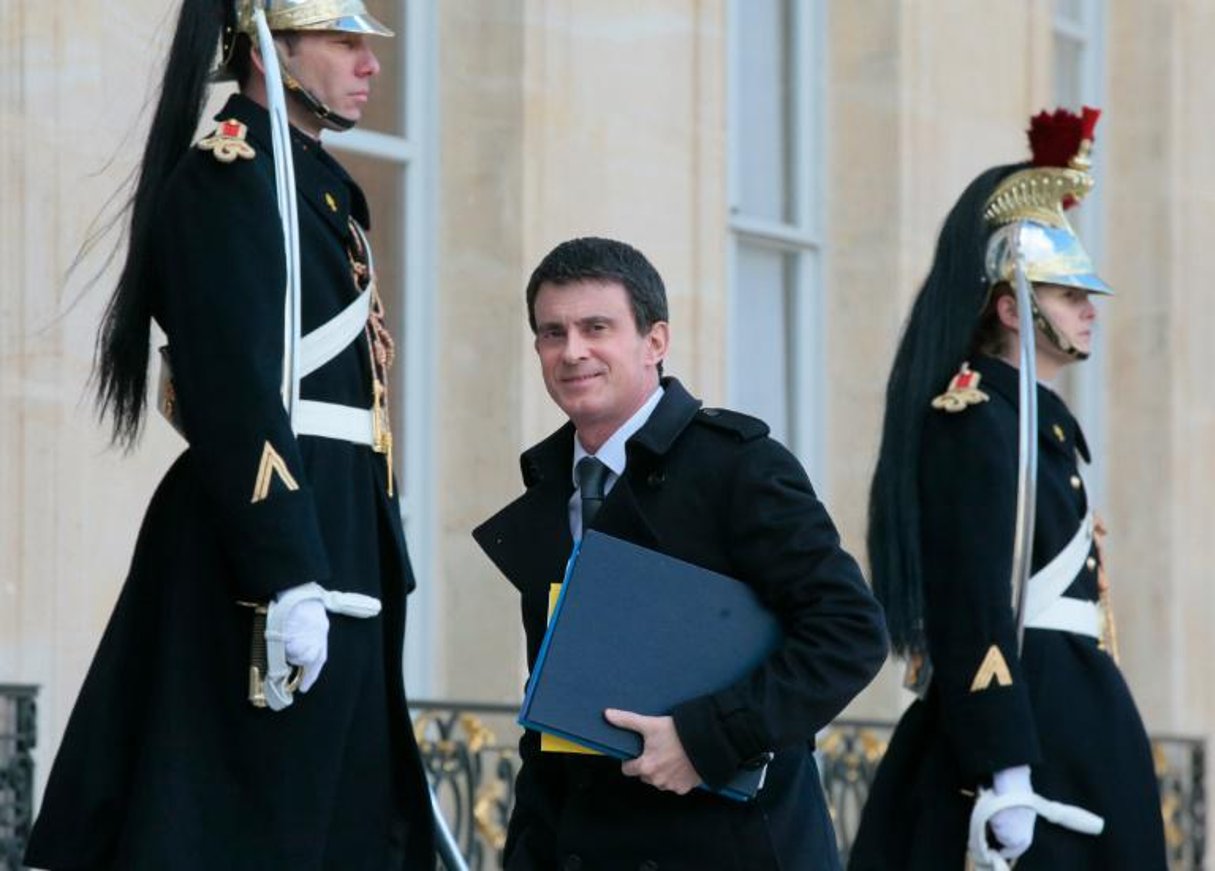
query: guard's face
[
  {"left": 283, "top": 31, "right": 380, "bottom": 127},
  {"left": 533, "top": 280, "right": 668, "bottom": 442},
  {"left": 1035, "top": 282, "right": 1097, "bottom": 362}
]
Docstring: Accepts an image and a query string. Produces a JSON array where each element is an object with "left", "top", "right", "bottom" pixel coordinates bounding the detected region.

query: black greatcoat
[
  {"left": 849, "top": 356, "right": 1166, "bottom": 870},
  {"left": 473, "top": 378, "right": 889, "bottom": 871},
  {"left": 25, "top": 95, "right": 435, "bottom": 870}
]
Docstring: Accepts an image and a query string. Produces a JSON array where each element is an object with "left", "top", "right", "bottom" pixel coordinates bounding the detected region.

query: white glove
[
  {"left": 989, "top": 765, "right": 1036, "bottom": 860},
  {"left": 262, "top": 582, "right": 381, "bottom": 710},
  {"left": 279, "top": 591, "right": 329, "bottom": 692}
]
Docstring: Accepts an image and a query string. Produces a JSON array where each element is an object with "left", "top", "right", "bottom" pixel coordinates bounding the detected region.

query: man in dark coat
[
  {"left": 25, "top": 2, "right": 434, "bottom": 868},
  {"left": 850, "top": 109, "right": 1166, "bottom": 869},
  {"left": 473, "top": 236, "right": 888, "bottom": 871}
]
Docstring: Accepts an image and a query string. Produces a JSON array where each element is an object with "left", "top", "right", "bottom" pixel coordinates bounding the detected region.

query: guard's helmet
[
  {"left": 235, "top": 0, "right": 393, "bottom": 38},
  {"left": 983, "top": 107, "right": 1111, "bottom": 296}
]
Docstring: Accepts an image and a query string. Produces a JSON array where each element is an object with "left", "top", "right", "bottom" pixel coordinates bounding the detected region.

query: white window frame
[
  {"left": 726, "top": 0, "right": 826, "bottom": 481},
  {"left": 1053, "top": 0, "right": 1108, "bottom": 508},
  {"left": 328, "top": 0, "right": 439, "bottom": 696}
]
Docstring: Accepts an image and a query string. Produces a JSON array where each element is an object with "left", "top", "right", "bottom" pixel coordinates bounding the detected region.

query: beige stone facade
[{"left": 3, "top": 0, "right": 1213, "bottom": 845}]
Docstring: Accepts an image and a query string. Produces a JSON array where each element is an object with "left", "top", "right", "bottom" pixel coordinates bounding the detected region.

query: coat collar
[
  {"left": 971, "top": 355, "right": 1091, "bottom": 463},
  {"left": 629, "top": 377, "right": 704, "bottom": 457},
  {"left": 518, "top": 376, "right": 703, "bottom": 487},
  {"left": 476, "top": 377, "right": 702, "bottom": 593},
  {"left": 212, "top": 94, "right": 371, "bottom": 234}
]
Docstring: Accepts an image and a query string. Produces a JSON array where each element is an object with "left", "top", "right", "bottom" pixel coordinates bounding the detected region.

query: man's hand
[
  {"left": 989, "top": 765, "right": 1037, "bottom": 860},
  {"left": 604, "top": 708, "right": 702, "bottom": 795},
  {"left": 280, "top": 594, "right": 329, "bottom": 692}
]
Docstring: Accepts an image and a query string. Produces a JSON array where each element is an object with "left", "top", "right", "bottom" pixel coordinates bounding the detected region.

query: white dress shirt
[{"left": 568, "top": 386, "right": 664, "bottom": 540}]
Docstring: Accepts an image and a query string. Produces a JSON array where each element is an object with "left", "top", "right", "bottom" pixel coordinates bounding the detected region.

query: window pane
[
  {"left": 1055, "top": 0, "right": 1083, "bottom": 25},
  {"left": 329, "top": 152, "right": 407, "bottom": 461},
  {"left": 736, "top": 0, "right": 794, "bottom": 224},
  {"left": 731, "top": 242, "right": 794, "bottom": 444},
  {"left": 360, "top": 0, "right": 406, "bottom": 136},
  {"left": 1053, "top": 34, "right": 1083, "bottom": 107}
]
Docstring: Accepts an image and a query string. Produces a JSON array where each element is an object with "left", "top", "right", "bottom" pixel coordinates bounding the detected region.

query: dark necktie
[{"left": 576, "top": 456, "right": 610, "bottom": 532}]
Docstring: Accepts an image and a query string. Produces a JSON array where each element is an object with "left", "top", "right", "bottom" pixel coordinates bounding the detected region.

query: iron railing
[
  {"left": 0, "top": 685, "right": 36, "bottom": 871},
  {"left": 0, "top": 689, "right": 1204, "bottom": 869},
  {"left": 412, "top": 700, "right": 1208, "bottom": 870}
]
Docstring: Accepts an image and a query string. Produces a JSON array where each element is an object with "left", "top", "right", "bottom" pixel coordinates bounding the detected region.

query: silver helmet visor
[{"left": 985, "top": 220, "right": 1112, "bottom": 295}]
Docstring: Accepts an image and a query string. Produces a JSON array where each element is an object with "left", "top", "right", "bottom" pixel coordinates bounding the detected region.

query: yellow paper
[{"left": 539, "top": 582, "right": 603, "bottom": 756}]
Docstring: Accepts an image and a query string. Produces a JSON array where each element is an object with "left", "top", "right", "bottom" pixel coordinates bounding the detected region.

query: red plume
[{"left": 1026, "top": 105, "right": 1101, "bottom": 168}]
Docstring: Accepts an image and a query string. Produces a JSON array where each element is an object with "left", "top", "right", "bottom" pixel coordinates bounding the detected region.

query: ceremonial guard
[
  {"left": 849, "top": 109, "right": 1167, "bottom": 869},
  {"left": 25, "top": 2, "right": 435, "bottom": 868},
  {"left": 474, "top": 237, "right": 888, "bottom": 870}
]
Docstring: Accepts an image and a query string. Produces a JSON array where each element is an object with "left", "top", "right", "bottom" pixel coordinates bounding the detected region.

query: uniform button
[
  {"left": 564, "top": 855, "right": 583, "bottom": 871},
  {"left": 1086, "top": 556, "right": 1098, "bottom": 571},
  {"left": 639, "top": 861, "right": 659, "bottom": 871},
  {"left": 1070, "top": 475, "right": 1082, "bottom": 490}
]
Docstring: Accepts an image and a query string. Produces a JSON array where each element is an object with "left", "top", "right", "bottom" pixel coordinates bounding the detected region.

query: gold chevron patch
[
  {"left": 969, "top": 644, "right": 1013, "bottom": 692},
  {"left": 251, "top": 441, "right": 300, "bottom": 503}
]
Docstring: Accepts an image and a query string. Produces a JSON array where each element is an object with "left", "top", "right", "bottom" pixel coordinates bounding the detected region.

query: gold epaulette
[
  {"left": 931, "top": 362, "right": 989, "bottom": 413},
  {"left": 197, "top": 118, "right": 256, "bottom": 163}
]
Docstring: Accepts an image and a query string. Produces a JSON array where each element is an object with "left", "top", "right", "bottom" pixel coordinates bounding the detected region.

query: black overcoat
[
  {"left": 474, "top": 378, "right": 888, "bottom": 871},
  {"left": 849, "top": 356, "right": 1166, "bottom": 870},
  {"left": 25, "top": 95, "right": 435, "bottom": 870}
]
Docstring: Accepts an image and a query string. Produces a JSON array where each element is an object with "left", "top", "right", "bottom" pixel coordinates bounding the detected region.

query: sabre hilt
[{"left": 240, "top": 602, "right": 301, "bottom": 709}]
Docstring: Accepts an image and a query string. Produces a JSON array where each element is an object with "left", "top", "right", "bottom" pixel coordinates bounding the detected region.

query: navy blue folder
[{"left": 519, "top": 531, "right": 784, "bottom": 801}]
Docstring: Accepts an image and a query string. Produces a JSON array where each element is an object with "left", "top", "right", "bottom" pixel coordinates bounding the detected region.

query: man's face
[
  {"left": 532, "top": 279, "right": 668, "bottom": 441},
  {"left": 281, "top": 31, "right": 380, "bottom": 129},
  {"left": 1035, "top": 282, "right": 1097, "bottom": 363}
]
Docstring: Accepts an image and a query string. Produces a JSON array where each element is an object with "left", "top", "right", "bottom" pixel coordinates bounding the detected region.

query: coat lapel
[
  {"left": 473, "top": 379, "right": 702, "bottom": 593},
  {"left": 472, "top": 427, "right": 575, "bottom": 597},
  {"left": 590, "top": 474, "right": 660, "bottom": 550}
]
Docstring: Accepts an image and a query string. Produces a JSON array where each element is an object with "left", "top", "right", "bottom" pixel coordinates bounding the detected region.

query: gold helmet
[
  {"left": 983, "top": 107, "right": 1111, "bottom": 296},
  {"left": 234, "top": 0, "right": 393, "bottom": 38}
]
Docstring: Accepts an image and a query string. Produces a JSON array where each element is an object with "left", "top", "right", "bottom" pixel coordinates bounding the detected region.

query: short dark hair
[
  {"left": 230, "top": 31, "right": 301, "bottom": 91},
  {"left": 971, "top": 282, "right": 1013, "bottom": 357},
  {"left": 525, "top": 237, "right": 669, "bottom": 334}
]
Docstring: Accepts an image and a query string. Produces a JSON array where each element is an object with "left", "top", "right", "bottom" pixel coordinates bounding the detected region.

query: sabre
[
  {"left": 1009, "top": 227, "right": 1038, "bottom": 655},
  {"left": 252, "top": 6, "right": 303, "bottom": 425},
  {"left": 429, "top": 782, "right": 470, "bottom": 871}
]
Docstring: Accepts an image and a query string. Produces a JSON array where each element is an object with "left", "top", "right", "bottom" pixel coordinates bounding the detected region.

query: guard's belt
[
  {"left": 157, "top": 282, "right": 376, "bottom": 446},
  {"left": 1023, "top": 511, "right": 1100, "bottom": 639},
  {"left": 292, "top": 285, "right": 377, "bottom": 447},
  {"left": 295, "top": 399, "right": 374, "bottom": 446},
  {"left": 299, "top": 287, "right": 372, "bottom": 378}
]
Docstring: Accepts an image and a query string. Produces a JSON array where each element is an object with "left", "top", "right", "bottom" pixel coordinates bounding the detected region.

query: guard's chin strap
[
  {"left": 276, "top": 50, "right": 358, "bottom": 132},
  {"left": 1029, "top": 293, "right": 1090, "bottom": 361}
]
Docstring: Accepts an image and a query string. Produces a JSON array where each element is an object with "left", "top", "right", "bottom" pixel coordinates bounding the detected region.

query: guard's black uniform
[
  {"left": 25, "top": 94, "right": 434, "bottom": 870},
  {"left": 849, "top": 356, "right": 1166, "bottom": 869},
  {"left": 475, "top": 378, "right": 888, "bottom": 871}
]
